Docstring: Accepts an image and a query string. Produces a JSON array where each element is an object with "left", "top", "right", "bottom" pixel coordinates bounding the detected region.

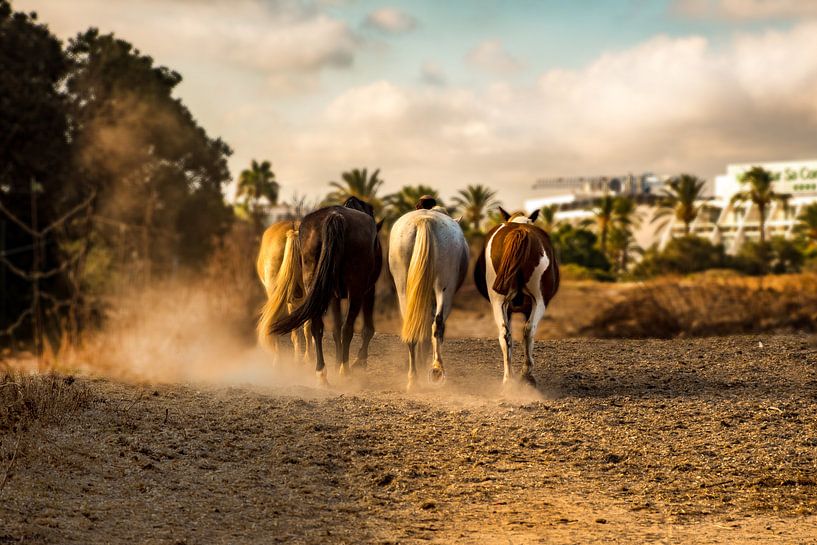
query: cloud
[
  {"left": 363, "top": 7, "right": 418, "bottom": 33},
  {"left": 466, "top": 39, "right": 524, "bottom": 74},
  {"left": 673, "top": 0, "right": 817, "bottom": 20},
  {"left": 286, "top": 21, "right": 817, "bottom": 204},
  {"left": 420, "top": 62, "right": 446, "bottom": 86},
  {"left": 18, "top": 0, "right": 359, "bottom": 92}
]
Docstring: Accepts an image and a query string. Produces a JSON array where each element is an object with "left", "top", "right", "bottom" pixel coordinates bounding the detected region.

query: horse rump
[{"left": 271, "top": 212, "right": 345, "bottom": 335}]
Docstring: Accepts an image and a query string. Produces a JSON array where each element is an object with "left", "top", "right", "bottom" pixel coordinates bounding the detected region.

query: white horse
[{"left": 389, "top": 207, "right": 469, "bottom": 390}]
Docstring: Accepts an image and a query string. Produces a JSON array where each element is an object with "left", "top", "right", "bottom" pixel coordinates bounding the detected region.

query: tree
[
  {"left": 611, "top": 197, "right": 640, "bottom": 271},
  {"left": 538, "top": 204, "right": 559, "bottom": 232},
  {"left": 326, "top": 168, "right": 384, "bottom": 213},
  {"left": 65, "top": 29, "right": 234, "bottom": 273},
  {"left": 384, "top": 184, "right": 442, "bottom": 224},
  {"left": 236, "top": 159, "right": 279, "bottom": 232},
  {"left": 591, "top": 194, "right": 616, "bottom": 255},
  {"left": 452, "top": 184, "right": 499, "bottom": 235},
  {"left": 0, "top": 1, "right": 75, "bottom": 337},
  {"left": 731, "top": 166, "right": 790, "bottom": 245},
  {"left": 551, "top": 224, "right": 611, "bottom": 272},
  {"left": 652, "top": 174, "right": 706, "bottom": 236},
  {"left": 795, "top": 203, "right": 817, "bottom": 247}
]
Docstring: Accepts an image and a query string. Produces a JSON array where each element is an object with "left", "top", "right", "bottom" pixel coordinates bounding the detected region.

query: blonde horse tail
[
  {"left": 401, "top": 218, "right": 437, "bottom": 344},
  {"left": 257, "top": 229, "right": 302, "bottom": 347}
]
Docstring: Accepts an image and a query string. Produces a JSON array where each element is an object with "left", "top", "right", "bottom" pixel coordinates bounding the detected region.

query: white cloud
[
  {"left": 466, "top": 39, "right": 524, "bottom": 74},
  {"left": 19, "top": 0, "right": 359, "bottom": 90},
  {"left": 364, "top": 7, "right": 417, "bottom": 33},
  {"left": 673, "top": 0, "right": 817, "bottom": 20},
  {"left": 287, "top": 22, "right": 817, "bottom": 204}
]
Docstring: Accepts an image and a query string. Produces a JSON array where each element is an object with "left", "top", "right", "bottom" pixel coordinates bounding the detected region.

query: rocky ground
[{"left": 2, "top": 333, "right": 817, "bottom": 544}]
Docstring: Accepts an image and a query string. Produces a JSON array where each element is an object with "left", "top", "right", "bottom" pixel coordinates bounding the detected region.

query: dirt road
[{"left": 3, "top": 334, "right": 817, "bottom": 544}]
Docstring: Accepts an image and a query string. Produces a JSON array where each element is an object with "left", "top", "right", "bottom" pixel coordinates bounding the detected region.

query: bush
[
  {"left": 560, "top": 263, "right": 615, "bottom": 282},
  {"left": 633, "top": 236, "right": 728, "bottom": 278},
  {"left": 552, "top": 225, "right": 611, "bottom": 272},
  {"left": 731, "top": 237, "right": 804, "bottom": 275}
]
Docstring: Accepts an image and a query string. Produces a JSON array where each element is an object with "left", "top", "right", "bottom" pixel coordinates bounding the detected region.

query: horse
[
  {"left": 256, "top": 219, "right": 311, "bottom": 364},
  {"left": 389, "top": 206, "right": 469, "bottom": 390},
  {"left": 269, "top": 197, "right": 383, "bottom": 385},
  {"left": 474, "top": 207, "right": 560, "bottom": 385}
]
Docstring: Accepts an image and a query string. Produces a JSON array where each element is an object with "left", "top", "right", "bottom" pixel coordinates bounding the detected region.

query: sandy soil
[{"left": 3, "top": 333, "right": 817, "bottom": 544}]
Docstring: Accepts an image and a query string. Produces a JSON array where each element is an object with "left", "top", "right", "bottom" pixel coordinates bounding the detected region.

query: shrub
[{"left": 633, "top": 236, "right": 728, "bottom": 278}]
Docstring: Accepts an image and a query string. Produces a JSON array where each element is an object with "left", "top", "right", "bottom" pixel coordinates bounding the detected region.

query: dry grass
[
  {"left": 0, "top": 372, "right": 91, "bottom": 433},
  {"left": 579, "top": 274, "right": 817, "bottom": 338}
]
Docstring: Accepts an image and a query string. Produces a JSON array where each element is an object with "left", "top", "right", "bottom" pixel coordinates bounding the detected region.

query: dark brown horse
[
  {"left": 474, "top": 208, "right": 559, "bottom": 385},
  {"left": 270, "top": 197, "right": 383, "bottom": 385}
]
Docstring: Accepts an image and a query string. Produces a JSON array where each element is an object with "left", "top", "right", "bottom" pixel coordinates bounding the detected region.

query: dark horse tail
[{"left": 271, "top": 212, "right": 345, "bottom": 335}]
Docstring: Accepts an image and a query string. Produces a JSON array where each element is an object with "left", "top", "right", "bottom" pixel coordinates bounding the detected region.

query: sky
[{"left": 15, "top": 0, "right": 817, "bottom": 206}]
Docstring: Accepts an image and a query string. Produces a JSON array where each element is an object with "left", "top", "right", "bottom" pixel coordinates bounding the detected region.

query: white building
[{"left": 660, "top": 159, "right": 817, "bottom": 253}]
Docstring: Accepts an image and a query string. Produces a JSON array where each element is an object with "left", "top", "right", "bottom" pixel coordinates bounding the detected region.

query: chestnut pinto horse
[
  {"left": 270, "top": 197, "right": 383, "bottom": 385},
  {"left": 474, "top": 208, "right": 560, "bottom": 385}
]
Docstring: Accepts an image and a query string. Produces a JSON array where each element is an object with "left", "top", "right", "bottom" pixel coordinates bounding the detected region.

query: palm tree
[
  {"left": 384, "top": 184, "right": 442, "bottom": 223},
  {"left": 452, "top": 184, "right": 500, "bottom": 234},
  {"left": 651, "top": 174, "right": 706, "bottom": 236},
  {"left": 611, "top": 196, "right": 640, "bottom": 271},
  {"left": 236, "top": 159, "right": 279, "bottom": 232},
  {"left": 538, "top": 204, "right": 560, "bottom": 232},
  {"left": 795, "top": 202, "right": 817, "bottom": 247},
  {"left": 325, "top": 168, "right": 385, "bottom": 213},
  {"left": 731, "top": 166, "right": 790, "bottom": 245},
  {"left": 592, "top": 194, "right": 616, "bottom": 255}
]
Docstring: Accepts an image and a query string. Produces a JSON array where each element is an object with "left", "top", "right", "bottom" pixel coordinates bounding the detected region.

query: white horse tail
[
  {"left": 402, "top": 217, "right": 437, "bottom": 344},
  {"left": 257, "top": 229, "right": 302, "bottom": 348}
]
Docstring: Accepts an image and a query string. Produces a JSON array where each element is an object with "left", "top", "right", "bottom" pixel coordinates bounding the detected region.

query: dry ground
[{"left": 2, "top": 333, "right": 817, "bottom": 544}]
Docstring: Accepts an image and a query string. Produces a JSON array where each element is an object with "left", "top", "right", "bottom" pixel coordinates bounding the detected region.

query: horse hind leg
[
  {"left": 491, "top": 294, "right": 513, "bottom": 384},
  {"left": 521, "top": 297, "right": 546, "bottom": 386},
  {"left": 339, "top": 296, "right": 362, "bottom": 377},
  {"left": 330, "top": 297, "right": 342, "bottom": 369},
  {"left": 429, "top": 289, "right": 447, "bottom": 385},
  {"left": 312, "top": 316, "right": 329, "bottom": 387},
  {"left": 353, "top": 289, "right": 375, "bottom": 369}
]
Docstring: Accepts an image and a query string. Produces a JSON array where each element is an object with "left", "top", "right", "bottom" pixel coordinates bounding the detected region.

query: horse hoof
[
  {"left": 427, "top": 366, "right": 446, "bottom": 386},
  {"left": 316, "top": 370, "right": 330, "bottom": 388},
  {"left": 338, "top": 364, "right": 348, "bottom": 378},
  {"left": 520, "top": 373, "right": 537, "bottom": 386},
  {"left": 353, "top": 358, "right": 368, "bottom": 369}
]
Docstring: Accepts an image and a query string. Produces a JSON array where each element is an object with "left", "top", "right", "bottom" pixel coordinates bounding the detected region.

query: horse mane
[
  {"left": 492, "top": 228, "right": 532, "bottom": 296},
  {"left": 343, "top": 196, "right": 374, "bottom": 217}
]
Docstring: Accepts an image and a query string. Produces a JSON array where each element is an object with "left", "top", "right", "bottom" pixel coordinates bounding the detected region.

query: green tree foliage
[
  {"left": 538, "top": 204, "right": 559, "bottom": 232},
  {"left": 551, "top": 224, "right": 611, "bottom": 275},
  {"left": 325, "top": 168, "right": 384, "bottom": 214},
  {"left": 732, "top": 238, "right": 804, "bottom": 276},
  {"left": 651, "top": 174, "right": 706, "bottom": 236},
  {"left": 731, "top": 166, "right": 790, "bottom": 245},
  {"left": 0, "top": 4, "right": 235, "bottom": 339},
  {"left": 0, "top": 2, "right": 74, "bottom": 335},
  {"left": 795, "top": 203, "right": 817, "bottom": 247},
  {"left": 591, "top": 194, "right": 615, "bottom": 254},
  {"left": 452, "top": 184, "right": 499, "bottom": 235},
  {"left": 383, "top": 184, "right": 442, "bottom": 224},
  {"left": 236, "top": 159, "right": 278, "bottom": 232},
  {"left": 65, "top": 29, "right": 234, "bottom": 272},
  {"left": 633, "top": 236, "right": 729, "bottom": 278}
]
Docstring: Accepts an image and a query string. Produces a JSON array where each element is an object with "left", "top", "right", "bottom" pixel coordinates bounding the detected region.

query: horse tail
[
  {"left": 401, "top": 217, "right": 437, "bottom": 344},
  {"left": 257, "top": 229, "right": 302, "bottom": 347},
  {"left": 492, "top": 228, "right": 530, "bottom": 296},
  {"left": 271, "top": 212, "right": 345, "bottom": 335}
]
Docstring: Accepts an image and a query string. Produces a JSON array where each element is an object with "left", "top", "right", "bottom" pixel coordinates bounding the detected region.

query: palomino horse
[
  {"left": 256, "top": 220, "right": 311, "bottom": 363},
  {"left": 389, "top": 206, "right": 469, "bottom": 390},
  {"left": 474, "top": 208, "right": 560, "bottom": 385},
  {"left": 270, "top": 197, "right": 383, "bottom": 385}
]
